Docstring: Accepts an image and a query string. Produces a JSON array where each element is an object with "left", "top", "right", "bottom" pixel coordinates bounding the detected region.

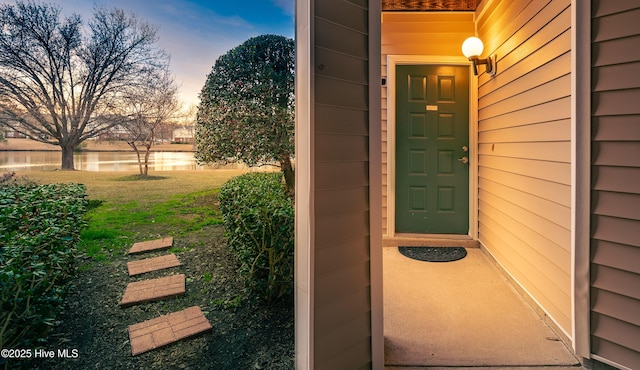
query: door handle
[{"left": 457, "top": 156, "right": 469, "bottom": 164}]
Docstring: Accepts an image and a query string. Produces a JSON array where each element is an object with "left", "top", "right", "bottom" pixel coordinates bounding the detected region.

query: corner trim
[
  {"left": 294, "top": 0, "right": 314, "bottom": 367},
  {"left": 369, "top": 2, "right": 384, "bottom": 369},
  {"left": 571, "top": 0, "right": 591, "bottom": 358}
]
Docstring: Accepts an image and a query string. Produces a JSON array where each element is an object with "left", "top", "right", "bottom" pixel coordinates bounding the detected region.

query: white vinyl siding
[
  {"left": 296, "top": 0, "right": 379, "bottom": 368},
  {"left": 590, "top": 1, "right": 640, "bottom": 368},
  {"left": 475, "top": 0, "right": 573, "bottom": 334}
]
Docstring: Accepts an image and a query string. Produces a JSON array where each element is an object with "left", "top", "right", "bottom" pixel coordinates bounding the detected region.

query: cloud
[
  {"left": 271, "top": 0, "right": 294, "bottom": 16},
  {"left": 157, "top": 1, "right": 253, "bottom": 29},
  {"left": 0, "top": 0, "right": 293, "bottom": 108}
]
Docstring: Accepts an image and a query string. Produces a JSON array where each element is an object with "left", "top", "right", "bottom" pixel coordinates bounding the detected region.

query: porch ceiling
[{"left": 382, "top": 0, "right": 480, "bottom": 11}]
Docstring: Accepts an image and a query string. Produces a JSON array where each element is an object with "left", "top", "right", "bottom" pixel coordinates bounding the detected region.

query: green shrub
[
  {"left": 218, "top": 172, "right": 293, "bottom": 301},
  {"left": 0, "top": 183, "right": 88, "bottom": 348}
]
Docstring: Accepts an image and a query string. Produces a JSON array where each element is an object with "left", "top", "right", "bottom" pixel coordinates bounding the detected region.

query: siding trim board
[
  {"left": 572, "top": 0, "right": 591, "bottom": 358},
  {"left": 295, "top": 0, "right": 314, "bottom": 367},
  {"left": 369, "top": 1, "right": 384, "bottom": 367}
]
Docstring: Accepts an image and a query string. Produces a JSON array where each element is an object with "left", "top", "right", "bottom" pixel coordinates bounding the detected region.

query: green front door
[{"left": 395, "top": 65, "right": 470, "bottom": 234}]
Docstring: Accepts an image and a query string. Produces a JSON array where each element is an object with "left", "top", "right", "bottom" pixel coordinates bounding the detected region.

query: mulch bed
[{"left": 24, "top": 225, "right": 294, "bottom": 370}]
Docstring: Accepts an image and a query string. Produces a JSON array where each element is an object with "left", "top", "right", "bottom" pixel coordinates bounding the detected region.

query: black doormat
[{"left": 398, "top": 246, "right": 467, "bottom": 262}]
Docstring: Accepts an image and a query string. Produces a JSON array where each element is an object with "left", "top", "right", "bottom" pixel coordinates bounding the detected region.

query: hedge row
[
  {"left": 0, "top": 182, "right": 88, "bottom": 349},
  {"left": 218, "top": 172, "right": 294, "bottom": 302}
]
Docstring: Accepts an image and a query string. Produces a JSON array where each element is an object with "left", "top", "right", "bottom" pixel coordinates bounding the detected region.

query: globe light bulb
[{"left": 462, "top": 37, "right": 484, "bottom": 58}]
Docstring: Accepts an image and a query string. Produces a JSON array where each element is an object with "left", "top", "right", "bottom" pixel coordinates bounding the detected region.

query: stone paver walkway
[
  {"left": 121, "top": 237, "right": 213, "bottom": 355},
  {"left": 127, "top": 254, "right": 181, "bottom": 276},
  {"left": 128, "top": 237, "right": 174, "bottom": 254},
  {"left": 120, "top": 274, "right": 185, "bottom": 307},
  {"left": 128, "top": 306, "right": 212, "bottom": 356}
]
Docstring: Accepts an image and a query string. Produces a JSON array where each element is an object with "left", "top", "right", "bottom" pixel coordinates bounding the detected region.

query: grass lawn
[
  {"left": 19, "top": 169, "right": 246, "bottom": 260},
  {"left": 6, "top": 169, "right": 295, "bottom": 369}
]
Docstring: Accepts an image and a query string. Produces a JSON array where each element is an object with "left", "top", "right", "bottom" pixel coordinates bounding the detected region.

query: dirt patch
[{"left": 19, "top": 225, "right": 294, "bottom": 370}]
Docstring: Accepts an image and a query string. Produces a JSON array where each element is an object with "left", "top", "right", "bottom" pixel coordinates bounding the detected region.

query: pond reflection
[{"left": 0, "top": 151, "right": 206, "bottom": 172}]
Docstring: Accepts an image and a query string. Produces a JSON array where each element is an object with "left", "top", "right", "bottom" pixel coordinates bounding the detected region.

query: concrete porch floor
[{"left": 383, "top": 245, "right": 583, "bottom": 369}]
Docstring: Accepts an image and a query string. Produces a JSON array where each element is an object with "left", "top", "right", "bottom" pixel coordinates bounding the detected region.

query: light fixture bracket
[{"left": 468, "top": 54, "right": 497, "bottom": 77}]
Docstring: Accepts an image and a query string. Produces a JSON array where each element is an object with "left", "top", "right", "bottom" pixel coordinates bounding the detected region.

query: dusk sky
[{"left": 1, "top": 0, "right": 295, "bottom": 110}]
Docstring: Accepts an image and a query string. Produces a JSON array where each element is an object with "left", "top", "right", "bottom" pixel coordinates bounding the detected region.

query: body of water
[{"left": 0, "top": 151, "right": 206, "bottom": 172}]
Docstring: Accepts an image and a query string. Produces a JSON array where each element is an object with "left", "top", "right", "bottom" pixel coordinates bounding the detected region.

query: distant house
[
  {"left": 98, "top": 125, "right": 132, "bottom": 141},
  {"left": 172, "top": 126, "right": 194, "bottom": 144},
  {"left": 295, "top": 0, "right": 640, "bottom": 369},
  {"left": 2, "top": 129, "right": 26, "bottom": 138}
]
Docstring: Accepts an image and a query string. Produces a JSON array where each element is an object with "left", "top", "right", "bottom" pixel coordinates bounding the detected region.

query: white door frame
[{"left": 386, "top": 55, "right": 479, "bottom": 239}]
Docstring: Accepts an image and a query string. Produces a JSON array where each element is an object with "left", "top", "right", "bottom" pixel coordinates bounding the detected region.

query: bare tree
[
  {"left": 0, "top": 1, "right": 168, "bottom": 169},
  {"left": 118, "top": 69, "right": 181, "bottom": 176}
]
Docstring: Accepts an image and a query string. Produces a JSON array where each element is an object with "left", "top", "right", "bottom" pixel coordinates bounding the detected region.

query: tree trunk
[
  {"left": 128, "top": 141, "right": 144, "bottom": 175},
  {"left": 279, "top": 155, "right": 294, "bottom": 199},
  {"left": 135, "top": 149, "right": 143, "bottom": 175},
  {"left": 143, "top": 146, "right": 151, "bottom": 176},
  {"left": 60, "top": 144, "right": 76, "bottom": 170}
]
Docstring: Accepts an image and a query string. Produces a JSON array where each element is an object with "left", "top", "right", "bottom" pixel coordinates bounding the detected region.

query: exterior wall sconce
[{"left": 462, "top": 37, "right": 497, "bottom": 76}]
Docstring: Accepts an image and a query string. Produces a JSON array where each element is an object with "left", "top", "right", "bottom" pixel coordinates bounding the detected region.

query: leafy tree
[
  {"left": 196, "top": 34, "right": 295, "bottom": 196},
  {"left": 0, "top": 1, "right": 168, "bottom": 170}
]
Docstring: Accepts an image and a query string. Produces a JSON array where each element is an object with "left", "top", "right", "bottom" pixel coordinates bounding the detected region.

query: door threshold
[{"left": 383, "top": 234, "right": 479, "bottom": 248}]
